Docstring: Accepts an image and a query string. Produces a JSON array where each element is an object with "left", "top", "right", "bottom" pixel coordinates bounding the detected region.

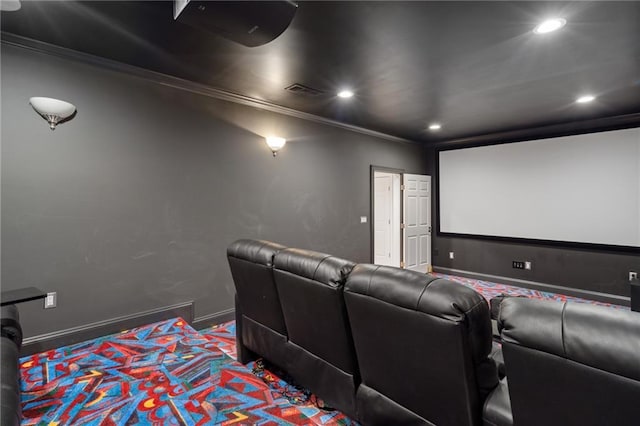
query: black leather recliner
[
  {"left": 227, "top": 239, "right": 289, "bottom": 365},
  {"left": 273, "top": 248, "right": 359, "bottom": 419},
  {"left": 344, "top": 264, "right": 499, "bottom": 426},
  {"left": 499, "top": 297, "right": 640, "bottom": 426},
  {"left": 1, "top": 304, "right": 23, "bottom": 426}
]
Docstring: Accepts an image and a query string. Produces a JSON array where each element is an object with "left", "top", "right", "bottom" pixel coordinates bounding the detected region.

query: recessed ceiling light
[
  {"left": 428, "top": 123, "right": 442, "bottom": 131},
  {"left": 576, "top": 95, "right": 596, "bottom": 104},
  {"left": 337, "top": 90, "right": 354, "bottom": 99},
  {"left": 533, "top": 18, "right": 566, "bottom": 34}
]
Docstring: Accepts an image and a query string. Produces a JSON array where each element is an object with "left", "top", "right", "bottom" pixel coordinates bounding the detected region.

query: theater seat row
[
  {"left": 227, "top": 239, "right": 499, "bottom": 425},
  {"left": 492, "top": 297, "right": 640, "bottom": 426},
  {"left": 227, "top": 239, "right": 640, "bottom": 425}
]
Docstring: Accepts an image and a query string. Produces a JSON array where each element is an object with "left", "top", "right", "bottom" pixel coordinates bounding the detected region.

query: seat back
[
  {"left": 1, "top": 305, "right": 22, "bottom": 426},
  {"left": 273, "top": 248, "right": 358, "bottom": 418},
  {"left": 227, "top": 239, "right": 287, "bottom": 364},
  {"left": 499, "top": 298, "right": 640, "bottom": 426},
  {"left": 344, "top": 264, "right": 498, "bottom": 426}
]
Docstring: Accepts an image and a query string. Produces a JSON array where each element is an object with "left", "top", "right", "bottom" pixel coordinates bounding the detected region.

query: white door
[
  {"left": 373, "top": 172, "right": 401, "bottom": 267},
  {"left": 374, "top": 174, "right": 393, "bottom": 265},
  {"left": 403, "top": 174, "right": 431, "bottom": 272}
]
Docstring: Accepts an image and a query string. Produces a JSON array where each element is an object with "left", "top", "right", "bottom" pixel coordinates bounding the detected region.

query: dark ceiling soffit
[
  {"left": 435, "top": 112, "right": 640, "bottom": 151},
  {"left": 1, "top": 32, "right": 416, "bottom": 146}
]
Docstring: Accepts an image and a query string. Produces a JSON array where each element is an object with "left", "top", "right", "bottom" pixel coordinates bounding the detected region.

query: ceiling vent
[{"left": 284, "top": 83, "right": 325, "bottom": 96}]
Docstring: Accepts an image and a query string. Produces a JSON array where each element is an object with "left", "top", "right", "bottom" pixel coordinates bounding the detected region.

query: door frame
[{"left": 370, "top": 165, "right": 405, "bottom": 265}]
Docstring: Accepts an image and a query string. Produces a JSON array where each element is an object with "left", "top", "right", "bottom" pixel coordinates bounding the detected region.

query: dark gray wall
[
  {"left": 1, "top": 44, "right": 428, "bottom": 338},
  {"left": 427, "top": 146, "right": 639, "bottom": 297}
]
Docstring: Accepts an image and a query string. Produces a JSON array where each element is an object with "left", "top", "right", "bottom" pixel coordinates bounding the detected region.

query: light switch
[{"left": 360, "top": 216, "right": 367, "bottom": 223}]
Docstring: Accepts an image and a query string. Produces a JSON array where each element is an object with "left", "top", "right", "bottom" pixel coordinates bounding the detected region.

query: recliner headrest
[
  {"left": 500, "top": 298, "right": 640, "bottom": 382},
  {"left": 227, "top": 239, "right": 286, "bottom": 266},
  {"left": 345, "top": 264, "right": 488, "bottom": 323},
  {"left": 274, "top": 248, "right": 355, "bottom": 287}
]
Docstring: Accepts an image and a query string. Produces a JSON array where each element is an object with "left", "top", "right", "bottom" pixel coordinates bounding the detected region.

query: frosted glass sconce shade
[
  {"left": 265, "top": 136, "right": 286, "bottom": 157},
  {"left": 29, "top": 97, "right": 77, "bottom": 130},
  {"left": 0, "top": 0, "right": 21, "bottom": 12}
]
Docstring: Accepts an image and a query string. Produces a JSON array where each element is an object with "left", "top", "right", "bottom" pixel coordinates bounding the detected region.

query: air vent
[{"left": 284, "top": 83, "right": 325, "bottom": 96}]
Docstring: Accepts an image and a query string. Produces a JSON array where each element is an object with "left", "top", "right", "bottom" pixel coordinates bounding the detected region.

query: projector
[{"left": 174, "top": 0, "right": 298, "bottom": 47}]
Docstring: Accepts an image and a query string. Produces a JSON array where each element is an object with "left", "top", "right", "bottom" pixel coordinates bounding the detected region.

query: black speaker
[
  {"left": 175, "top": 1, "right": 298, "bottom": 47},
  {"left": 631, "top": 279, "right": 640, "bottom": 312}
]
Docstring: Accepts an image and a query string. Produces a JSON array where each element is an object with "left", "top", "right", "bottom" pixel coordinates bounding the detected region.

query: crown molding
[
  {"left": 1, "top": 32, "right": 417, "bottom": 145},
  {"left": 435, "top": 112, "right": 640, "bottom": 150}
]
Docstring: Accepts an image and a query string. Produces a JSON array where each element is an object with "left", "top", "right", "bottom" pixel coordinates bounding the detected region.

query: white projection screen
[{"left": 438, "top": 127, "right": 640, "bottom": 248}]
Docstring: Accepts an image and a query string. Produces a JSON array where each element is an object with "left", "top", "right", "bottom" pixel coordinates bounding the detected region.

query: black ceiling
[{"left": 2, "top": 1, "right": 639, "bottom": 143}]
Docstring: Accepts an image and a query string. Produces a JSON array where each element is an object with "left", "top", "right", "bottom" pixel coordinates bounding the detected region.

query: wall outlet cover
[
  {"left": 449, "top": 251, "right": 454, "bottom": 259},
  {"left": 44, "top": 291, "right": 57, "bottom": 309}
]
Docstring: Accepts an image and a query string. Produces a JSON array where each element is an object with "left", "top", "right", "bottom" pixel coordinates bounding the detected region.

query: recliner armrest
[
  {"left": 483, "top": 378, "right": 513, "bottom": 426},
  {"left": 1, "top": 305, "right": 22, "bottom": 348},
  {"left": 489, "top": 341, "right": 506, "bottom": 379}
]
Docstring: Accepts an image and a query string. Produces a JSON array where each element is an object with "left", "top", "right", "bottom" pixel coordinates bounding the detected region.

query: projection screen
[{"left": 438, "top": 127, "right": 640, "bottom": 248}]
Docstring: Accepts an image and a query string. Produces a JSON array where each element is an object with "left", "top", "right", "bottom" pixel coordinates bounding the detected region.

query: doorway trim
[{"left": 370, "top": 165, "right": 405, "bottom": 265}]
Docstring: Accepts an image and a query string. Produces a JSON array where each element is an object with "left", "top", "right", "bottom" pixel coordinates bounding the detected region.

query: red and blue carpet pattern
[
  {"left": 19, "top": 318, "right": 356, "bottom": 425},
  {"left": 432, "top": 273, "right": 628, "bottom": 310},
  {"left": 200, "top": 323, "right": 354, "bottom": 425},
  {"left": 19, "top": 274, "right": 626, "bottom": 425}
]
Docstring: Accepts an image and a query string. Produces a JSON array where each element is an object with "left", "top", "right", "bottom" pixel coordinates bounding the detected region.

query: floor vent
[{"left": 284, "top": 83, "right": 325, "bottom": 96}]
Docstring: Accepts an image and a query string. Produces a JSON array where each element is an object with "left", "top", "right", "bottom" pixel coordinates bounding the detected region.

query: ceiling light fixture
[
  {"left": 337, "top": 90, "right": 354, "bottom": 99},
  {"left": 575, "top": 95, "right": 596, "bottom": 104},
  {"left": 265, "top": 136, "right": 286, "bottom": 157},
  {"left": 428, "top": 123, "right": 442, "bottom": 131},
  {"left": 533, "top": 18, "right": 567, "bottom": 34},
  {"left": 29, "top": 97, "right": 77, "bottom": 130}
]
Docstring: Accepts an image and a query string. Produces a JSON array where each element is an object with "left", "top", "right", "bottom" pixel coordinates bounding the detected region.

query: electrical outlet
[
  {"left": 525, "top": 261, "right": 532, "bottom": 270},
  {"left": 449, "top": 251, "right": 454, "bottom": 259},
  {"left": 360, "top": 216, "right": 367, "bottom": 223},
  {"left": 44, "top": 292, "right": 57, "bottom": 309},
  {"left": 512, "top": 261, "right": 525, "bottom": 270},
  {"left": 630, "top": 271, "right": 638, "bottom": 281}
]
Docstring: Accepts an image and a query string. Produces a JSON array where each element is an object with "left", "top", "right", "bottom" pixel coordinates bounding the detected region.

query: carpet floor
[
  {"left": 18, "top": 273, "right": 627, "bottom": 425},
  {"left": 19, "top": 319, "right": 356, "bottom": 425},
  {"left": 432, "top": 273, "right": 628, "bottom": 310},
  {"left": 199, "top": 322, "right": 351, "bottom": 425}
]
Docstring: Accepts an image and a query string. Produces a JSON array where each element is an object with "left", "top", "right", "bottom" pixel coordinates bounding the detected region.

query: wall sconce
[
  {"left": 29, "top": 97, "right": 77, "bottom": 130},
  {"left": 265, "top": 136, "right": 286, "bottom": 157},
  {"left": 0, "top": 0, "right": 21, "bottom": 12}
]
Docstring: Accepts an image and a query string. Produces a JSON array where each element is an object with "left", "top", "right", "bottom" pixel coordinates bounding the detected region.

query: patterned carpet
[
  {"left": 432, "top": 273, "right": 628, "bottom": 310},
  {"left": 19, "top": 319, "right": 356, "bottom": 425},
  {"left": 18, "top": 274, "right": 626, "bottom": 425},
  {"left": 199, "top": 323, "right": 351, "bottom": 425}
]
